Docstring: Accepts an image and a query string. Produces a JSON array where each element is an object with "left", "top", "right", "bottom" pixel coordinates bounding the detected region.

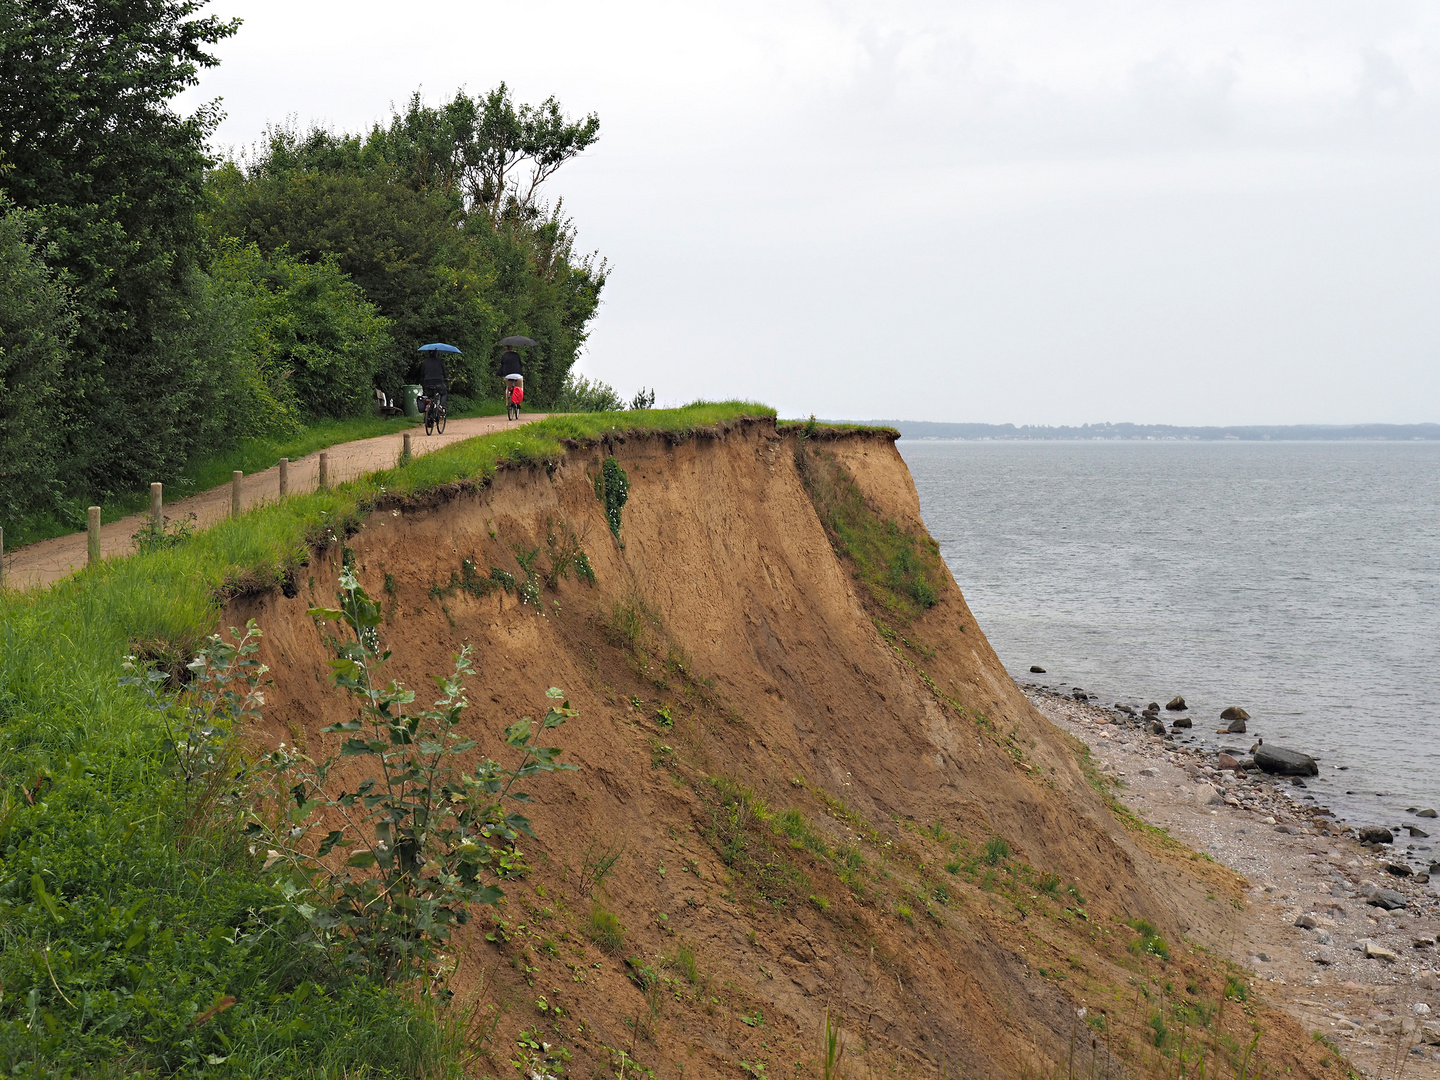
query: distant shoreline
[{"left": 867, "top": 420, "right": 1440, "bottom": 441}]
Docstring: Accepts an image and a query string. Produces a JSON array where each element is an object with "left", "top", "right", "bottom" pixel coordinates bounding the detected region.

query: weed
[
  {"left": 983, "top": 836, "right": 1011, "bottom": 865},
  {"left": 655, "top": 705, "right": 674, "bottom": 729},
  {"left": 131, "top": 511, "right": 197, "bottom": 552},
  {"left": 589, "top": 904, "right": 626, "bottom": 953},
  {"left": 255, "top": 570, "right": 579, "bottom": 983},
  {"left": 1224, "top": 975, "right": 1249, "bottom": 1002},
  {"left": 579, "top": 840, "right": 627, "bottom": 896},
  {"left": 1126, "top": 919, "right": 1171, "bottom": 962},
  {"left": 670, "top": 942, "right": 702, "bottom": 985},
  {"left": 595, "top": 456, "right": 631, "bottom": 538},
  {"left": 896, "top": 904, "right": 914, "bottom": 925},
  {"left": 821, "top": 1011, "right": 846, "bottom": 1080}
]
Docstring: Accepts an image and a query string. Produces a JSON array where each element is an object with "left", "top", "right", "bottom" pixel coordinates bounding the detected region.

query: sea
[{"left": 898, "top": 438, "right": 1440, "bottom": 844}]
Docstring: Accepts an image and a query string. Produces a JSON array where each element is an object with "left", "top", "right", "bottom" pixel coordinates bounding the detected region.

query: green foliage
[
  {"left": 670, "top": 941, "right": 701, "bottom": 985},
  {"left": 596, "top": 456, "right": 630, "bottom": 538},
  {"left": 0, "top": 0, "right": 256, "bottom": 503},
  {"left": 207, "top": 240, "right": 393, "bottom": 420},
  {"left": 795, "top": 442, "right": 944, "bottom": 620},
  {"left": 204, "top": 84, "right": 606, "bottom": 406},
  {"left": 577, "top": 840, "right": 626, "bottom": 896},
  {"left": 1224, "top": 974, "right": 1249, "bottom": 1002},
  {"left": 554, "top": 372, "right": 625, "bottom": 412},
  {"left": 587, "top": 903, "right": 625, "bottom": 953},
  {"left": 1127, "top": 918, "right": 1172, "bottom": 962},
  {"left": 703, "top": 777, "right": 808, "bottom": 907},
  {"left": 258, "top": 570, "right": 578, "bottom": 983},
  {"left": 131, "top": 512, "right": 198, "bottom": 553},
  {"left": 0, "top": 199, "right": 72, "bottom": 518},
  {"left": 983, "top": 836, "right": 1012, "bottom": 865}
]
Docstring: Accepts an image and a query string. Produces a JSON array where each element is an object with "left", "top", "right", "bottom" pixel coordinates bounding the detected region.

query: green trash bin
[{"left": 401, "top": 384, "right": 423, "bottom": 419}]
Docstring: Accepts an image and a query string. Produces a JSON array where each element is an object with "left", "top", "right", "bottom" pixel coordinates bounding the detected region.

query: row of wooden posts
[{"left": 0, "top": 433, "right": 418, "bottom": 588}]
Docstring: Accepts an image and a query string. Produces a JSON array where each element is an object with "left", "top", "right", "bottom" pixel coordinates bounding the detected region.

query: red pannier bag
[{"left": 510, "top": 385, "right": 524, "bottom": 405}]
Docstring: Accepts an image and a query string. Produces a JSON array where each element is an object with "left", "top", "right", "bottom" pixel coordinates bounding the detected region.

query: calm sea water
[{"left": 898, "top": 439, "right": 1440, "bottom": 837}]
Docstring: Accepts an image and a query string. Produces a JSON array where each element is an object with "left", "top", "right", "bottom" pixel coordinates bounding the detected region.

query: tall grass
[{"left": 0, "top": 400, "right": 770, "bottom": 1077}]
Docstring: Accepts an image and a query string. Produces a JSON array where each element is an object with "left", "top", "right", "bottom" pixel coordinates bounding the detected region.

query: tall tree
[{"left": 0, "top": 0, "right": 240, "bottom": 498}]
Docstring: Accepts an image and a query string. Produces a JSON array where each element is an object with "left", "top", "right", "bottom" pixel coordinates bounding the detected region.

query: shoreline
[{"left": 1028, "top": 685, "right": 1440, "bottom": 1077}]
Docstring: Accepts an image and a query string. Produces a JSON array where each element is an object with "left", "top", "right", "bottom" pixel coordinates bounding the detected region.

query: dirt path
[{"left": 3, "top": 414, "right": 546, "bottom": 593}]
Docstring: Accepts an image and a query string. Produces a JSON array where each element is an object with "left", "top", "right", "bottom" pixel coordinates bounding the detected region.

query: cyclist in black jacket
[{"left": 499, "top": 346, "right": 523, "bottom": 403}]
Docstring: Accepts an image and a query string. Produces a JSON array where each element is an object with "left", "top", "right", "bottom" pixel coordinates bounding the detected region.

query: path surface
[{"left": 4, "top": 414, "right": 546, "bottom": 593}]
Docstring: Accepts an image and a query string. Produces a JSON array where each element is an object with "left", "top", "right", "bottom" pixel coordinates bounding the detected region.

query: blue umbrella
[{"left": 417, "top": 342, "right": 462, "bottom": 353}]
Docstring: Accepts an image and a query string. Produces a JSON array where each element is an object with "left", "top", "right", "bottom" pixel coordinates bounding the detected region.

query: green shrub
[
  {"left": 1127, "top": 918, "right": 1171, "bottom": 962},
  {"left": 983, "top": 836, "right": 1011, "bottom": 865}
]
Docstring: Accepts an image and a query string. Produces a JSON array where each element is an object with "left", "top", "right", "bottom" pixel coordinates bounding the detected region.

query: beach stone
[
  {"left": 1171, "top": 716, "right": 1192, "bottom": 729},
  {"left": 1417, "top": 808, "right": 1438, "bottom": 818},
  {"left": 1225, "top": 718, "right": 1247, "bottom": 734},
  {"left": 1166, "top": 696, "right": 1187, "bottom": 711},
  {"left": 1358, "top": 827, "right": 1395, "bottom": 845},
  {"left": 1146, "top": 720, "right": 1165, "bottom": 735},
  {"left": 1296, "top": 915, "right": 1318, "bottom": 929},
  {"left": 1072, "top": 689, "right": 1089, "bottom": 701},
  {"left": 1030, "top": 665, "right": 1046, "bottom": 673},
  {"left": 1254, "top": 744, "right": 1320, "bottom": 776},
  {"left": 1138, "top": 767, "right": 1156, "bottom": 777},
  {"left": 1363, "top": 940, "right": 1399, "bottom": 961},
  {"left": 1422, "top": 1023, "right": 1440, "bottom": 1047},
  {"left": 1221, "top": 706, "right": 1250, "bottom": 722},
  {"left": 1314, "top": 948, "right": 1336, "bottom": 965},
  {"left": 1291, "top": 778, "right": 1308, "bottom": 788},
  {"left": 1386, "top": 863, "right": 1413, "bottom": 877},
  {"left": 1416, "top": 874, "right": 1430, "bottom": 884},
  {"left": 1431, "top": 861, "right": 1440, "bottom": 874},
  {"left": 1406, "top": 825, "right": 1429, "bottom": 837},
  {"left": 1201, "top": 786, "right": 1224, "bottom": 806},
  {"left": 1367, "top": 888, "right": 1409, "bottom": 910},
  {"left": 1218, "top": 753, "right": 1242, "bottom": 772}
]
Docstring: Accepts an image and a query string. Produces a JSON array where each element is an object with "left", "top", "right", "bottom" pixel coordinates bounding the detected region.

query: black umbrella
[{"left": 498, "top": 335, "right": 537, "bottom": 348}]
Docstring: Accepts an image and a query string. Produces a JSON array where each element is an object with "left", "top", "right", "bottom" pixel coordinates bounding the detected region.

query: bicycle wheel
[
  {"left": 435, "top": 404, "right": 447, "bottom": 434},
  {"left": 424, "top": 400, "right": 435, "bottom": 435}
]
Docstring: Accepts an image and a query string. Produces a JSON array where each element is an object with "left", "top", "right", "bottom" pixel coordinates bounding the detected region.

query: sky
[{"left": 178, "top": 1, "right": 1440, "bottom": 425}]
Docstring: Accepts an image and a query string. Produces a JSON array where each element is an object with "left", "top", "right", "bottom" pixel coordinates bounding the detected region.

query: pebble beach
[{"left": 1029, "top": 686, "right": 1440, "bottom": 1079}]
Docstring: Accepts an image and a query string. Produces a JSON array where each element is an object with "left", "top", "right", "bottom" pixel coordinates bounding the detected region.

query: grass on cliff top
[{"left": 0, "top": 399, "right": 768, "bottom": 1078}]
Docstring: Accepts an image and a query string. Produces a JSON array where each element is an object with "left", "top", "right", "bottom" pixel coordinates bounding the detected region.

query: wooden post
[
  {"left": 232, "top": 471, "right": 243, "bottom": 517},
  {"left": 402, "top": 432, "right": 412, "bottom": 464},
  {"left": 150, "top": 483, "right": 162, "bottom": 533},
  {"left": 319, "top": 452, "right": 329, "bottom": 490},
  {"left": 88, "top": 506, "right": 101, "bottom": 566},
  {"left": 278, "top": 457, "right": 289, "bottom": 497}
]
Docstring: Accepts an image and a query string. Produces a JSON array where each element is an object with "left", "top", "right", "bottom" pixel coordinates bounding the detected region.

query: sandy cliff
[{"left": 231, "top": 418, "right": 1336, "bottom": 1079}]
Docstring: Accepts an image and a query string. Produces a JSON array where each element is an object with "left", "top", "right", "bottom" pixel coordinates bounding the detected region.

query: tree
[
  {"left": 0, "top": 0, "right": 241, "bottom": 497},
  {"left": 0, "top": 199, "right": 73, "bottom": 517}
]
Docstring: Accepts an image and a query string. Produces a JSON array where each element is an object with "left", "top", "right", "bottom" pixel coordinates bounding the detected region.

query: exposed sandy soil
[
  {"left": 1035, "top": 691, "right": 1440, "bottom": 1078},
  {"left": 2, "top": 413, "right": 543, "bottom": 591},
  {"left": 221, "top": 419, "right": 1351, "bottom": 1080}
]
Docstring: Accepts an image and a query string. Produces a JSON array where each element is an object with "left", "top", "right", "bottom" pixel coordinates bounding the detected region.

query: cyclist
[
  {"left": 499, "top": 344, "right": 523, "bottom": 408},
  {"left": 419, "top": 348, "right": 448, "bottom": 410}
]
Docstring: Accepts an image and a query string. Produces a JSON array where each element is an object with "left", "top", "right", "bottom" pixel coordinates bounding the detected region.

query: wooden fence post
[
  {"left": 150, "top": 483, "right": 162, "bottom": 533},
  {"left": 402, "top": 432, "right": 412, "bottom": 464},
  {"left": 88, "top": 507, "right": 101, "bottom": 566},
  {"left": 232, "top": 471, "right": 243, "bottom": 517},
  {"left": 278, "top": 457, "right": 289, "bottom": 497},
  {"left": 319, "top": 452, "right": 329, "bottom": 490},
  {"left": 0, "top": 526, "right": 5, "bottom": 589}
]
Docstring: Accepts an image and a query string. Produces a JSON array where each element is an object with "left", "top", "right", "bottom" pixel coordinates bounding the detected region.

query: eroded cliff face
[{"left": 231, "top": 419, "right": 1328, "bottom": 1080}]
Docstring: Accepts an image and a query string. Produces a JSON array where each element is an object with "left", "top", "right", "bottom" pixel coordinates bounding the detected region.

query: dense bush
[
  {"left": 0, "top": 200, "right": 72, "bottom": 518},
  {"left": 553, "top": 372, "right": 626, "bottom": 412}
]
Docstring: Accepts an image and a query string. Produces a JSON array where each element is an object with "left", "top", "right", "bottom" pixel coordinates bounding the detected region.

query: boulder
[
  {"left": 1029, "top": 665, "right": 1046, "bottom": 673},
  {"left": 1225, "top": 718, "right": 1247, "bottom": 734},
  {"left": 1417, "top": 874, "right": 1431, "bottom": 884},
  {"left": 1171, "top": 716, "right": 1192, "bottom": 729},
  {"left": 1362, "top": 940, "right": 1399, "bottom": 961},
  {"left": 1422, "top": 1023, "right": 1440, "bottom": 1047},
  {"left": 1218, "top": 753, "right": 1242, "bottom": 772},
  {"left": 1313, "top": 947, "right": 1336, "bottom": 965},
  {"left": 1146, "top": 702, "right": 1161, "bottom": 713},
  {"left": 1431, "top": 861, "right": 1440, "bottom": 875},
  {"left": 1406, "top": 825, "right": 1429, "bottom": 837},
  {"left": 1201, "top": 786, "right": 1224, "bottom": 806},
  {"left": 1358, "top": 826, "right": 1395, "bottom": 845},
  {"left": 1291, "top": 777, "right": 1307, "bottom": 788},
  {"left": 1146, "top": 720, "right": 1165, "bottom": 735},
  {"left": 1295, "top": 915, "right": 1318, "bottom": 929},
  {"left": 1165, "top": 696, "right": 1187, "bottom": 711},
  {"left": 1366, "top": 888, "right": 1408, "bottom": 911},
  {"left": 1253, "top": 744, "right": 1319, "bottom": 777},
  {"left": 1220, "top": 706, "right": 1250, "bottom": 722},
  {"left": 1386, "top": 863, "right": 1413, "bottom": 877},
  {"left": 1417, "top": 808, "right": 1438, "bottom": 818}
]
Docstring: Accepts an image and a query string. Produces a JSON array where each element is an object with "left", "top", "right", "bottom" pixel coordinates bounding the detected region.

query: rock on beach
[
  {"left": 1220, "top": 706, "right": 1250, "bottom": 722},
  {"left": 1358, "top": 827, "right": 1394, "bottom": 845},
  {"left": 1253, "top": 744, "right": 1319, "bottom": 776},
  {"left": 1165, "top": 696, "right": 1187, "bottom": 711}
]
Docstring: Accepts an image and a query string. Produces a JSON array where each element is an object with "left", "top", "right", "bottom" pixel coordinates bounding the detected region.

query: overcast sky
[{"left": 180, "top": 1, "right": 1440, "bottom": 425}]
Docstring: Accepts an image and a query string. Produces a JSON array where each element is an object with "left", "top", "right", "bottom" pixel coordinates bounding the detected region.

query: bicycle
[
  {"left": 422, "top": 391, "right": 447, "bottom": 436},
  {"left": 505, "top": 380, "right": 522, "bottom": 421}
]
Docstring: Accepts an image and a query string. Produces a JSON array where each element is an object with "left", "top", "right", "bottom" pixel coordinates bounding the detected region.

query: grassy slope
[{"left": 0, "top": 402, "right": 773, "bottom": 1078}]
